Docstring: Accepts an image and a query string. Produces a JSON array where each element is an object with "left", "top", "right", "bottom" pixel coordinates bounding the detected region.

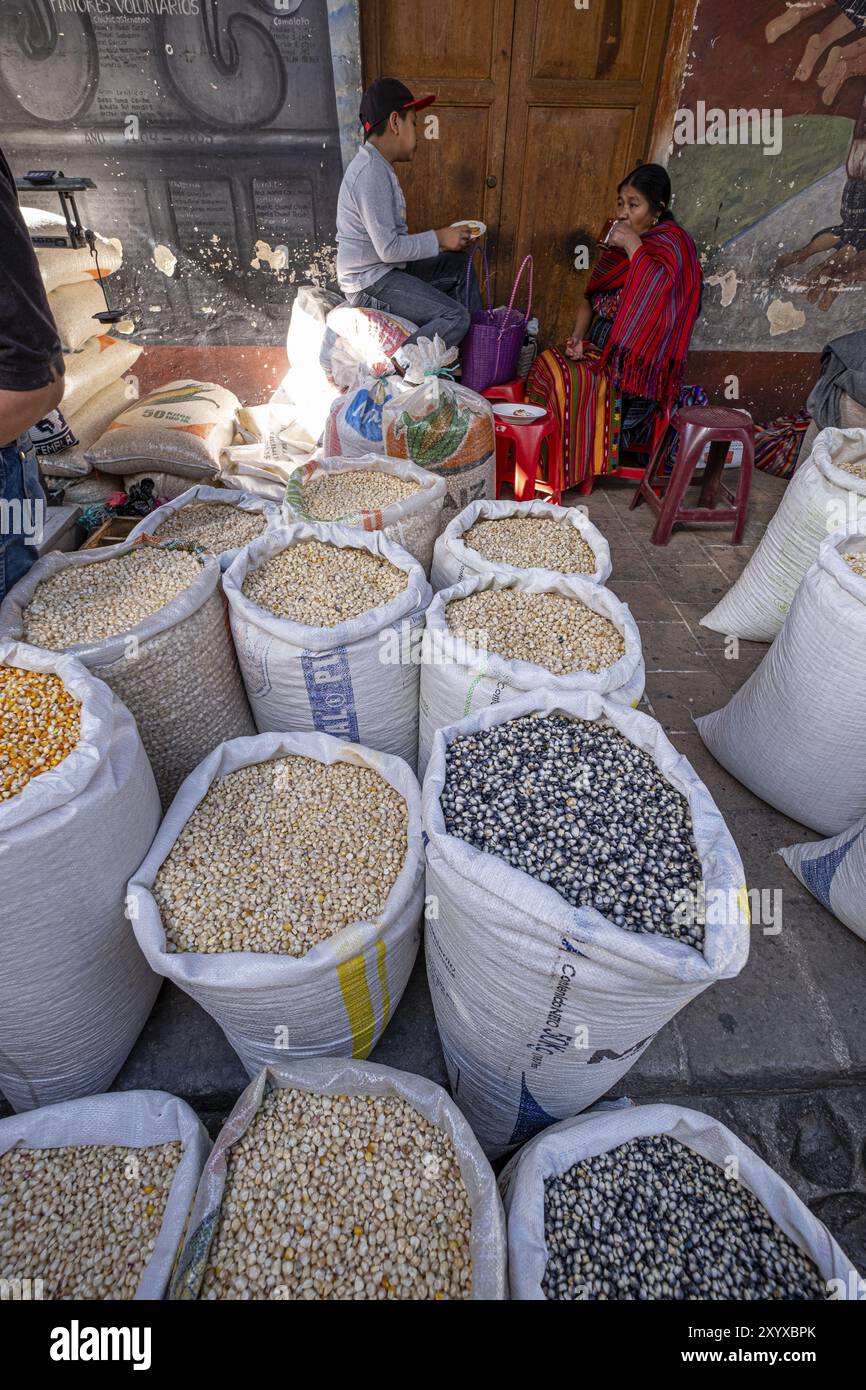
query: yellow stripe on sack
[
  {"left": 337, "top": 954, "right": 377, "bottom": 1059},
  {"left": 737, "top": 885, "right": 752, "bottom": 925},
  {"left": 376, "top": 939, "right": 391, "bottom": 1029}
]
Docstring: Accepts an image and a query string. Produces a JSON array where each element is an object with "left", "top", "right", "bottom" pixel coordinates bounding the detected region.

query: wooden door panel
[
  {"left": 530, "top": 0, "right": 664, "bottom": 82},
  {"left": 397, "top": 105, "right": 495, "bottom": 246},
  {"left": 363, "top": 0, "right": 504, "bottom": 82}
]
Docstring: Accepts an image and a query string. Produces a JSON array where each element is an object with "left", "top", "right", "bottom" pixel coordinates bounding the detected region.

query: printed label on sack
[{"left": 301, "top": 647, "right": 360, "bottom": 741}]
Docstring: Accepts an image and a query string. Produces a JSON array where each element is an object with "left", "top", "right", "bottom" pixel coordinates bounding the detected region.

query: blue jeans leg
[{"left": 0, "top": 436, "right": 46, "bottom": 603}]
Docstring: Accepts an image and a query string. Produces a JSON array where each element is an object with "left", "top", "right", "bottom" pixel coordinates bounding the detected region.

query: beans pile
[
  {"left": 441, "top": 714, "right": 704, "bottom": 946},
  {"left": 0, "top": 1140, "right": 182, "bottom": 1300},
  {"left": 444, "top": 589, "right": 625, "bottom": 675},
  {"left": 22, "top": 547, "right": 202, "bottom": 649},
  {"left": 0, "top": 667, "right": 81, "bottom": 801},
  {"left": 200, "top": 1087, "right": 473, "bottom": 1300},
  {"left": 303, "top": 470, "right": 421, "bottom": 520},
  {"left": 542, "top": 1135, "right": 826, "bottom": 1301},
  {"left": 843, "top": 550, "right": 866, "bottom": 580},
  {"left": 150, "top": 501, "right": 268, "bottom": 553},
  {"left": 462, "top": 515, "right": 597, "bottom": 575},
  {"left": 242, "top": 539, "right": 406, "bottom": 627},
  {"left": 154, "top": 755, "right": 407, "bottom": 955}
]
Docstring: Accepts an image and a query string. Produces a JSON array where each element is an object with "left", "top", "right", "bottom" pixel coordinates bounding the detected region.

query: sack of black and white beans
[
  {"left": 170, "top": 1059, "right": 507, "bottom": 1301},
  {"left": 499, "top": 1103, "right": 859, "bottom": 1300},
  {"left": 127, "top": 731, "right": 425, "bottom": 1075},
  {"left": 127, "top": 485, "right": 281, "bottom": 571},
  {"left": 417, "top": 572, "right": 645, "bottom": 776},
  {"left": 431, "top": 498, "right": 612, "bottom": 592},
  {"left": 224, "top": 522, "right": 432, "bottom": 770},
  {"left": 282, "top": 454, "right": 448, "bottom": 575},
  {"left": 423, "top": 690, "right": 750, "bottom": 1158},
  {"left": 698, "top": 531, "right": 866, "bottom": 835},
  {"left": 0, "top": 1090, "right": 211, "bottom": 1299},
  {"left": 0, "top": 641, "right": 161, "bottom": 1112},
  {"left": 0, "top": 542, "right": 256, "bottom": 811}
]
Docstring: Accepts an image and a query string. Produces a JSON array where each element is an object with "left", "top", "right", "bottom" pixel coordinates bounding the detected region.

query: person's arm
[
  {"left": 355, "top": 162, "right": 443, "bottom": 265},
  {"left": 0, "top": 377, "right": 64, "bottom": 444},
  {"left": 566, "top": 295, "right": 593, "bottom": 359}
]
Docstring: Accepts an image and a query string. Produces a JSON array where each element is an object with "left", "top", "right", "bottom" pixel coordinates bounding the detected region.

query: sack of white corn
[
  {"left": 499, "top": 1103, "right": 858, "bottom": 1300},
  {"left": 0, "top": 642, "right": 161, "bottom": 1112},
  {"left": 702, "top": 427, "right": 866, "bottom": 641},
  {"left": 224, "top": 523, "right": 431, "bottom": 769},
  {"left": 35, "top": 378, "right": 134, "bottom": 480},
  {"left": 324, "top": 369, "right": 408, "bottom": 458},
  {"left": 128, "top": 486, "right": 281, "bottom": 571},
  {"left": 0, "top": 1090, "right": 211, "bottom": 1298},
  {"left": 86, "top": 379, "right": 241, "bottom": 483},
  {"left": 780, "top": 813, "right": 866, "bottom": 945},
  {"left": 423, "top": 689, "right": 750, "bottom": 1158},
  {"left": 417, "top": 574, "right": 645, "bottom": 777},
  {"left": 381, "top": 337, "right": 495, "bottom": 525},
  {"left": 697, "top": 532, "right": 866, "bottom": 835},
  {"left": 128, "top": 731, "right": 424, "bottom": 1075},
  {"left": 22, "top": 206, "right": 122, "bottom": 294},
  {"left": 62, "top": 335, "right": 142, "bottom": 419},
  {"left": 283, "top": 454, "right": 447, "bottom": 575},
  {"left": 0, "top": 544, "right": 255, "bottom": 811},
  {"left": 169, "top": 1059, "right": 507, "bottom": 1300},
  {"left": 49, "top": 279, "right": 132, "bottom": 353},
  {"left": 432, "top": 498, "right": 613, "bottom": 592}
]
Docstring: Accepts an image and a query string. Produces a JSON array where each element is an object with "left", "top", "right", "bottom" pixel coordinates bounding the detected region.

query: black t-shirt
[{"left": 0, "top": 147, "right": 64, "bottom": 392}]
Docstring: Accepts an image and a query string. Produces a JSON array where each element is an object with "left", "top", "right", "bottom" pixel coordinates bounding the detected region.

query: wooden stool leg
[
  {"left": 650, "top": 434, "right": 702, "bottom": 545},
  {"left": 732, "top": 435, "right": 755, "bottom": 545},
  {"left": 630, "top": 423, "right": 670, "bottom": 511},
  {"left": 697, "top": 439, "right": 729, "bottom": 509}
]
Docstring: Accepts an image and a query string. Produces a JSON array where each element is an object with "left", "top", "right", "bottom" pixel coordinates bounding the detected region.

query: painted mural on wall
[
  {"left": 0, "top": 0, "right": 361, "bottom": 348},
  {"left": 672, "top": 0, "right": 866, "bottom": 354}
]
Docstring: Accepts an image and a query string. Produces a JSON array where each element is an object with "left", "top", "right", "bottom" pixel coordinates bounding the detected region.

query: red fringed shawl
[{"left": 586, "top": 220, "right": 702, "bottom": 407}]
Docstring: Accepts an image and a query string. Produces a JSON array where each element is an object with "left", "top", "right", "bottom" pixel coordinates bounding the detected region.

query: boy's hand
[{"left": 437, "top": 225, "right": 471, "bottom": 252}]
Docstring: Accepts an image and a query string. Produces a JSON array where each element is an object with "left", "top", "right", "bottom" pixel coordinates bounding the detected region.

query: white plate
[
  {"left": 492, "top": 403, "right": 547, "bottom": 423},
  {"left": 451, "top": 219, "right": 487, "bottom": 240}
]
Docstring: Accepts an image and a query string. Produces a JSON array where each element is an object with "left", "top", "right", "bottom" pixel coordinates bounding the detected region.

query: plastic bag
[
  {"left": 324, "top": 371, "right": 408, "bottom": 458},
  {"left": 326, "top": 303, "right": 416, "bottom": 379},
  {"left": 431, "top": 498, "right": 613, "bottom": 591}
]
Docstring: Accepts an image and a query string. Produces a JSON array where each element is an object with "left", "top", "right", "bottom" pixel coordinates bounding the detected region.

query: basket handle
[
  {"left": 505, "top": 254, "right": 533, "bottom": 323},
  {"left": 465, "top": 243, "right": 492, "bottom": 311}
]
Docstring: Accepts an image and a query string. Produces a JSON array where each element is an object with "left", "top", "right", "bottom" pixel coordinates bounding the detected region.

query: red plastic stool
[
  {"left": 629, "top": 405, "right": 754, "bottom": 545},
  {"left": 481, "top": 379, "right": 526, "bottom": 405},
  {"left": 494, "top": 413, "right": 563, "bottom": 505}
]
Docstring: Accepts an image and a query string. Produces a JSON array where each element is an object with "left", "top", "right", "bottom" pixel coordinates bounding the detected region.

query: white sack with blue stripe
[
  {"left": 224, "top": 522, "right": 432, "bottom": 770},
  {"left": 780, "top": 815, "right": 866, "bottom": 944}
]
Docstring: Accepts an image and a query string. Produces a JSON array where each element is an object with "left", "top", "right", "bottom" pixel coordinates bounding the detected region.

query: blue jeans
[
  {"left": 348, "top": 251, "right": 482, "bottom": 349},
  {"left": 0, "top": 435, "right": 45, "bottom": 604}
]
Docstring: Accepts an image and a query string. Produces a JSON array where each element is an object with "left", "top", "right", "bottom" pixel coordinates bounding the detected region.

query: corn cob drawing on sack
[{"left": 86, "top": 378, "right": 241, "bottom": 482}]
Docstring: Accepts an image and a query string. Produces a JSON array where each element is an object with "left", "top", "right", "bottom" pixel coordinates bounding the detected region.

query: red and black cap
[{"left": 360, "top": 78, "right": 436, "bottom": 135}]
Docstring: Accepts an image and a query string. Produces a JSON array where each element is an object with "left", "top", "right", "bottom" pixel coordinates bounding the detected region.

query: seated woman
[{"left": 527, "top": 164, "right": 702, "bottom": 491}]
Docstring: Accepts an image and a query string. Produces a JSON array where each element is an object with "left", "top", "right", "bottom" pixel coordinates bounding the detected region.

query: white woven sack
[
  {"left": 780, "top": 813, "right": 866, "bottom": 944},
  {"left": 0, "top": 1091, "right": 211, "bottom": 1298},
  {"left": 224, "top": 522, "right": 432, "bottom": 769},
  {"left": 123, "top": 471, "right": 197, "bottom": 501},
  {"left": 49, "top": 279, "right": 128, "bottom": 353},
  {"left": 702, "top": 428, "right": 866, "bottom": 641},
  {"left": 128, "top": 733, "right": 424, "bottom": 1074},
  {"left": 169, "top": 1059, "right": 507, "bottom": 1300},
  {"left": 423, "top": 689, "right": 750, "bottom": 1158},
  {"left": 282, "top": 453, "right": 447, "bottom": 575},
  {"left": 417, "top": 573, "right": 645, "bottom": 777},
  {"left": 62, "top": 336, "right": 142, "bottom": 420},
  {"left": 499, "top": 1103, "right": 859, "bottom": 1300},
  {"left": 22, "top": 206, "right": 122, "bottom": 294},
  {"left": 431, "top": 499, "right": 613, "bottom": 592},
  {"left": 45, "top": 377, "right": 133, "bottom": 479},
  {"left": 0, "top": 642, "right": 161, "bottom": 1112},
  {"left": 128, "top": 486, "right": 281, "bottom": 571},
  {"left": 697, "top": 531, "right": 866, "bottom": 835},
  {"left": 0, "top": 545, "right": 255, "bottom": 811}
]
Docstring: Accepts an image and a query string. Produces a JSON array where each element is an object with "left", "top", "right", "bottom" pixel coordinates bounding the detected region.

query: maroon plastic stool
[
  {"left": 494, "top": 414, "right": 563, "bottom": 505},
  {"left": 630, "top": 405, "right": 755, "bottom": 546}
]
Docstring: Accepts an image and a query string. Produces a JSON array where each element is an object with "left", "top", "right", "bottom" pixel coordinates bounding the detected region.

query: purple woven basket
[{"left": 461, "top": 248, "right": 533, "bottom": 394}]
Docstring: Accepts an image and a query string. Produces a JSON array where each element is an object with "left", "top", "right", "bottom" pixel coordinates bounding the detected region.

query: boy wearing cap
[{"left": 336, "top": 78, "right": 481, "bottom": 364}]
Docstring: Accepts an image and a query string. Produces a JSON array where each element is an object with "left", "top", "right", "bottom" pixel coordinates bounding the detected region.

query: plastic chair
[
  {"left": 481, "top": 380, "right": 526, "bottom": 406},
  {"left": 494, "top": 413, "right": 563, "bottom": 506},
  {"left": 630, "top": 405, "right": 755, "bottom": 545},
  {"left": 577, "top": 404, "right": 672, "bottom": 498}
]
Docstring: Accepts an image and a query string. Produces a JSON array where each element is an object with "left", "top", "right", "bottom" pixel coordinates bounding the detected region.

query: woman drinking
[{"left": 527, "top": 164, "right": 702, "bottom": 491}]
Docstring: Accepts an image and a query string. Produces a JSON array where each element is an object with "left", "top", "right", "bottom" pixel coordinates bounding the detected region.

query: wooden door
[
  {"left": 360, "top": 0, "right": 515, "bottom": 299},
  {"left": 499, "top": 0, "right": 675, "bottom": 345}
]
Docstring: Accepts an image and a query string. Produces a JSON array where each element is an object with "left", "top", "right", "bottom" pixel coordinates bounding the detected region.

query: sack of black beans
[
  {"left": 698, "top": 531, "right": 866, "bottom": 836},
  {"left": 223, "top": 522, "right": 432, "bottom": 769},
  {"left": 499, "top": 1102, "right": 859, "bottom": 1300},
  {"left": 169, "top": 1059, "right": 507, "bottom": 1301},
  {"left": 127, "top": 731, "right": 425, "bottom": 1074},
  {"left": 127, "top": 485, "right": 281, "bottom": 571},
  {"left": 431, "top": 499, "right": 612, "bottom": 592},
  {"left": 422, "top": 690, "right": 750, "bottom": 1158},
  {"left": 0, "top": 642, "right": 162, "bottom": 1112},
  {"left": 417, "top": 573, "right": 645, "bottom": 776},
  {"left": 0, "top": 1090, "right": 211, "bottom": 1300}
]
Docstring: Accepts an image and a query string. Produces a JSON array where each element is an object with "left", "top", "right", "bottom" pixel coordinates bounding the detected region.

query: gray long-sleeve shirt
[{"left": 336, "top": 143, "right": 440, "bottom": 294}]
